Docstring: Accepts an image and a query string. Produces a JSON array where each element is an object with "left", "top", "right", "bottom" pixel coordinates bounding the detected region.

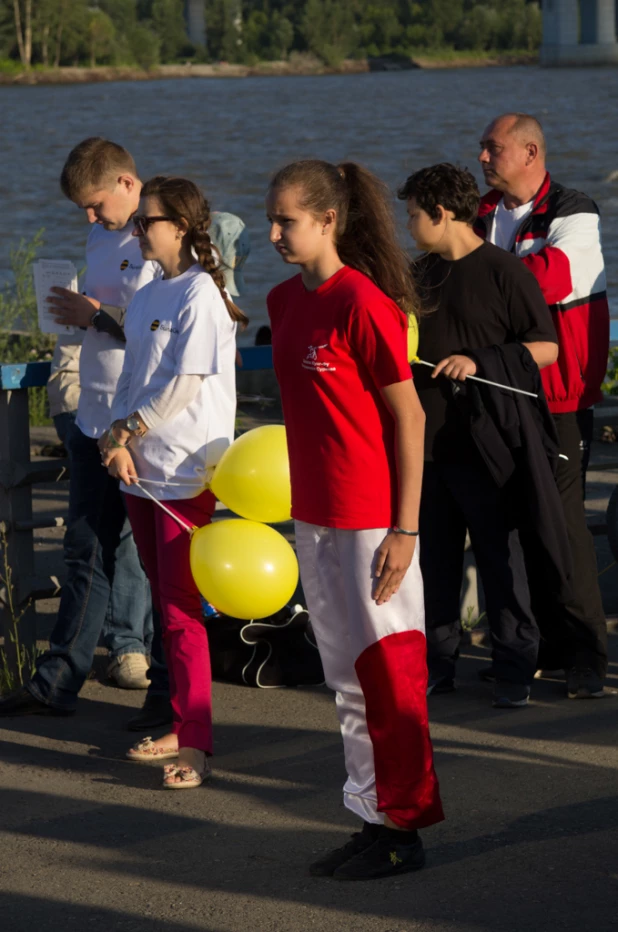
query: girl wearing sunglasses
[{"left": 101, "top": 176, "right": 247, "bottom": 789}]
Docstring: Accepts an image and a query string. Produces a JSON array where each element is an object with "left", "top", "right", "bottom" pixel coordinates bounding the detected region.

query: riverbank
[{"left": 0, "top": 51, "right": 538, "bottom": 86}]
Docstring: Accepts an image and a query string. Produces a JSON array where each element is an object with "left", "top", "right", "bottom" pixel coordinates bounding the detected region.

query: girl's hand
[
  {"left": 99, "top": 423, "right": 133, "bottom": 463},
  {"left": 373, "top": 532, "right": 416, "bottom": 605},
  {"left": 105, "top": 447, "right": 138, "bottom": 485},
  {"left": 432, "top": 354, "right": 477, "bottom": 381}
]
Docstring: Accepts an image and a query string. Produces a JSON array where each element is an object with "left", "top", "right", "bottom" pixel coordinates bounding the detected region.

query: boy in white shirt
[{"left": 0, "top": 138, "right": 157, "bottom": 717}]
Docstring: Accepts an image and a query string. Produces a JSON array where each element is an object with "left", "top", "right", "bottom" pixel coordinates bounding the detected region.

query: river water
[{"left": 1, "top": 65, "right": 617, "bottom": 342}]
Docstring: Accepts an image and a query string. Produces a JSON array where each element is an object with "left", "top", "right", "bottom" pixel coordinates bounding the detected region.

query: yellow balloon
[
  {"left": 210, "top": 425, "right": 292, "bottom": 524},
  {"left": 190, "top": 519, "right": 299, "bottom": 620},
  {"left": 407, "top": 313, "right": 419, "bottom": 363}
]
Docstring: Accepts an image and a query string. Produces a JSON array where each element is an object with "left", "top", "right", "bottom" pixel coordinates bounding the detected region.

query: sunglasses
[{"left": 132, "top": 215, "right": 171, "bottom": 235}]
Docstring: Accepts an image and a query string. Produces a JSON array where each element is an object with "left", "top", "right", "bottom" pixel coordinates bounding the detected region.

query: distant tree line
[
  {"left": 208, "top": 1, "right": 542, "bottom": 66},
  {"left": 1, "top": 1, "right": 542, "bottom": 71},
  {"left": 0, "top": 1, "right": 192, "bottom": 69}
]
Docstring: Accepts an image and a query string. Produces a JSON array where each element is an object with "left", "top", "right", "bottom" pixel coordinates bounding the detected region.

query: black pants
[
  {"left": 529, "top": 411, "right": 607, "bottom": 677},
  {"left": 576, "top": 407, "right": 594, "bottom": 499},
  {"left": 420, "top": 460, "right": 539, "bottom": 686}
]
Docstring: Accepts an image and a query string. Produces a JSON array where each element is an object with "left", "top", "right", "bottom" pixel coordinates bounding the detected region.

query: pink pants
[{"left": 125, "top": 489, "right": 216, "bottom": 753}]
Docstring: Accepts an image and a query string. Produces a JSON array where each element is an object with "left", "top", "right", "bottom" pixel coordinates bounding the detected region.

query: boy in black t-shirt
[{"left": 398, "top": 163, "right": 558, "bottom": 708}]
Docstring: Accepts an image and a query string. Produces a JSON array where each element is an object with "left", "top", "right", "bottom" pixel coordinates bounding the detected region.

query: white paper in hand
[{"left": 33, "top": 259, "right": 78, "bottom": 334}]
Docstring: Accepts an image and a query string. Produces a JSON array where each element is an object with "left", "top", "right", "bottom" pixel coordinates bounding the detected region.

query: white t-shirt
[
  {"left": 488, "top": 198, "right": 535, "bottom": 252},
  {"left": 116, "top": 263, "right": 237, "bottom": 501},
  {"left": 76, "top": 223, "right": 160, "bottom": 438}
]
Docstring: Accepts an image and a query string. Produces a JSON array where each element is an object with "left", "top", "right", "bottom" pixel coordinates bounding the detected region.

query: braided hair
[{"left": 140, "top": 176, "right": 248, "bottom": 327}]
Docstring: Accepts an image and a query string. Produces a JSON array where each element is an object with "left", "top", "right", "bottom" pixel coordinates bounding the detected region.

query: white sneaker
[{"left": 107, "top": 653, "right": 150, "bottom": 689}]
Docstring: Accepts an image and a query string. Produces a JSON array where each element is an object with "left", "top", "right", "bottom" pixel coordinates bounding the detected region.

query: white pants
[{"left": 295, "top": 521, "right": 444, "bottom": 830}]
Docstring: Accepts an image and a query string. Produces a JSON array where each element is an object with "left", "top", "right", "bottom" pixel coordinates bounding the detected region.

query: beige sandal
[
  {"left": 162, "top": 761, "right": 210, "bottom": 790},
  {"left": 126, "top": 736, "right": 179, "bottom": 762}
]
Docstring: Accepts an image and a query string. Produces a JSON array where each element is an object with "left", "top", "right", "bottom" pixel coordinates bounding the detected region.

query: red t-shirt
[{"left": 267, "top": 266, "right": 412, "bottom": 530}]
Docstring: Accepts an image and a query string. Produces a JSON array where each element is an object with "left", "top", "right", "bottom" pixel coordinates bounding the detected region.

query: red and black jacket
[{"left": 475, "top": 173, "right": 610, "bottom": 413}]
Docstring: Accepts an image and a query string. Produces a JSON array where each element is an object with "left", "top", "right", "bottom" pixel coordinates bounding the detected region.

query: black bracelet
[{"left": 391, "top": 526, "right": 419, "bottom": 537}]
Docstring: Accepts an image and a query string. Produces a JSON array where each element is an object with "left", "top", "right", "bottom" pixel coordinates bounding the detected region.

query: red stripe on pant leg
[{"left": 355, "top": 629, "right": 445, "bottom": 830}]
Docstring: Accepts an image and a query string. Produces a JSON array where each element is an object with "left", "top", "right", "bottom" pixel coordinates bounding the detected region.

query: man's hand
[
  {"left": 373, "top": 532, "right": 416, "bottom": 605},
  {"left": 432, "top": 354, "right": 477, "bottom": 381},
  {"left": 47, "top": 287, "right": 100, "bottom": 328},
  {"left": 105, "top": 446, "right": 137, "bottom": 485}
]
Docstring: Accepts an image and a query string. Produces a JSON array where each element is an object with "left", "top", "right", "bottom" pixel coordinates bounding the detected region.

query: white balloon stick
[
  {"left": 412, "top": 358, "right": 538, "bottom": 399},
  {"left": 133, "top": 480, "right": 196, "bottom": 535}
]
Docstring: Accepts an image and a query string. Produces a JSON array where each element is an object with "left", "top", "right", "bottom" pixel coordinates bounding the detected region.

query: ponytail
[
  {"left": 269, "top": 159, "right": 419, "bottom": 319},
  {"left": 141, "top": 175, "right": 248, "bottom": 328}
]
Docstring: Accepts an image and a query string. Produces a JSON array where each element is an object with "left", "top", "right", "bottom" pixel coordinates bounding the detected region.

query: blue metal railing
[{"left": 0, "top": 345, "right": 274, "bottom": 391}]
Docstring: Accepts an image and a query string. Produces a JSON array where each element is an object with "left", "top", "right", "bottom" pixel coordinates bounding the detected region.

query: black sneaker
[
  {"left": 333, "top": 829, "right": 425, "bottom": 881},
  {"left": 493, "top": 682, "right": 530, "bottom": 708},
  {"left": 477, "top": 665, "right": 496, "bottom": 683},
  {"left": 483, "top": 666, "right": 563, "bottom": 684},
  {"left": 309, "top": 822, "right": 380, "bottom": 877},
  {"left": 566, "top": 667, "right": 605, "bottom": 699},
  {"left": 426, "top": 675, "right": 455, "bottom": 696},
  {"left": 127, "top": 694, "right": 174, "bottom": 731}
]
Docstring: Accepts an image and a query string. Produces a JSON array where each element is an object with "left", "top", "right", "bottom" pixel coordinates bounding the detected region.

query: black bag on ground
[{"left": 204, "top": 604, "right": 325, "bottom": 688}]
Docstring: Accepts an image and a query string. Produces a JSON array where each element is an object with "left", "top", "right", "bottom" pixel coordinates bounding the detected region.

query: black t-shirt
[{"left": 414, "top": 241, "right": 557, "bottom": 463}]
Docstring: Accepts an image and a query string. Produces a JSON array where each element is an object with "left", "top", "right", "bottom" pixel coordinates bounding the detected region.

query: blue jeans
[
  {"left": 53, "top": 411, "right": 76, "bottom": 448},
  {"left": 29, "top": 424, "right": 153, "bottom": 711},
  {"left": 145, "top": 605, "right": 169, "bottom": 697}
]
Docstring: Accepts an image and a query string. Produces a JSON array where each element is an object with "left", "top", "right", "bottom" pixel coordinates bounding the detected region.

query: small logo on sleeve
[
  {"left": 302, "top": 344, "right": 336, "bottom": 373},
  {"left": 120, "top": 259, "right": 143, "bottom": 271},
  {"left": 120, "top": 259, "right": 129, "bottom": 270},
  {"left": 150, "top": 319, "right": 160, "bottom": 331}
]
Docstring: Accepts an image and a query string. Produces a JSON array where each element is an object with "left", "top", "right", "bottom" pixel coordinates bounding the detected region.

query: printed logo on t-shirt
[
  {"left": 120, "top": 259, "right": 129, "bottom": 270},
  {"left": 120, "top": 259, "right": 143, "bottom": 271},
  {"left": 149, "top": 319, "right": 179, "bottom": 334},
  {"left": 302, "top": 344, "right": 336, "bottom": 373}
]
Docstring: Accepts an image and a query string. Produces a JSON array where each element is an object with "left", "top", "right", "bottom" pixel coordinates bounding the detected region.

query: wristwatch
[
  {"left": 90, "top": 309, "right": 102, "bottom": 330},
  {"left": 126, "top": 413, "right": 146, "bottom": 437}
]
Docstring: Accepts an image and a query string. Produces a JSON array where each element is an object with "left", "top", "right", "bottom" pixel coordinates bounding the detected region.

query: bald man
[{"left": 474, "top": 112, "right": 609, "bottom": 698}]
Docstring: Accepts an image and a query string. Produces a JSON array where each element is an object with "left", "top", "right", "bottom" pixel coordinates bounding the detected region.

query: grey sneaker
[
  {"left": 566, "top": 667, "right": 605, "bottom": 699},
  {"left": 493, "top": 682, "right": 530, "bottom": 708},
  {"left": 107, "top": 653, "right": 150, "bottom": 689}
]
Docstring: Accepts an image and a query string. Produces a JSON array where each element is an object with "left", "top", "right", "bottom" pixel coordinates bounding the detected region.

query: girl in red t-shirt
[{"left": 266, "top": 160, "right": 444, "bottom": 881}]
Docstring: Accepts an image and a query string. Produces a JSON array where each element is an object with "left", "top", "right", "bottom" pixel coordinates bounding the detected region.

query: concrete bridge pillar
[
  {"left": 542, "top": 0, "right": 618, "bottom": 65},
  {"left": 543, "top": 0, "right": 579, "bottom": 47},
  {"left": 595, "top": 0, "right": 618, "bottom": 42},
  {"left": 185, "top": 0, "right": 206, "bottom": 49}
]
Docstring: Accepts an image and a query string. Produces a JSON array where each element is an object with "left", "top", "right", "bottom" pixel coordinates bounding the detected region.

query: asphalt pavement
[{"left": 0, "top": 421, "right": 617, "bottom": 931}]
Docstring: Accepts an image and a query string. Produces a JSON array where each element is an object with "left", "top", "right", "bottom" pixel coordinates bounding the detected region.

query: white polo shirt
[
  {"left": 76, "top": 223, "right": 160, "bottom": 438},
  {"left": 119, "top": 263, "right": 237, "bottom": 501}
]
